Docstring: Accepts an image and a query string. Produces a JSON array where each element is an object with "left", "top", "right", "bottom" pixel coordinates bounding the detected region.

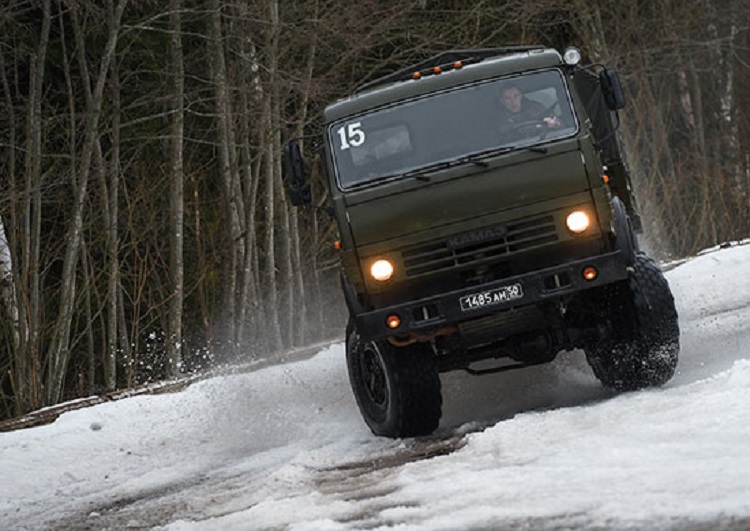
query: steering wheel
[{"left": 510, "top": 120, "right": 546, "bottom": 136}]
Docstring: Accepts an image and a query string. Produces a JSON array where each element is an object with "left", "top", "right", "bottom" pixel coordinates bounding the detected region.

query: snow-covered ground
[{"left": 2, "top": 243, "right": 750, "bottom": 530}]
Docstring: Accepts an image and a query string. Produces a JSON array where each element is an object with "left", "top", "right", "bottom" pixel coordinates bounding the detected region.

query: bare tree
[
  {"left": 47, "top": 0, "right": 129, "bottom": 404},
  {"left": 208, "top": 0, "right": 247, "bottom": 352},
  {"left": 262, "top": 0, "right": 283, "bottom": 352},
  {"left": 166, "top": 0, "right": 185, "bottom": 377},
  {"left": 17, "top": 0, "right": 52, "bottom": 411}
]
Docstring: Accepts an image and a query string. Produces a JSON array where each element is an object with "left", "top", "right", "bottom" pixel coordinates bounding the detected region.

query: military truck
[{"left": 283, "top": 46, "right": 679, "bottom": 439}]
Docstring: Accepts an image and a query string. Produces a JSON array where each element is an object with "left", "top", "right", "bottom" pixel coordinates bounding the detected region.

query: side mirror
[
  {"left": 599, "top": 68, "right": 626, "bottom": 111},
  {"left": 282, "top": 140, "right": 311, "bottom": 207}
]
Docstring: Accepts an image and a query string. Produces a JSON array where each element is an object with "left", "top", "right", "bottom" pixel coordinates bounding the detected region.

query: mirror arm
[
  {"left": 283, "top": 133, "right": 322, "bottom": 150},
  {"left": 316, "top": 205, "right": 335, "bottom": 220}
]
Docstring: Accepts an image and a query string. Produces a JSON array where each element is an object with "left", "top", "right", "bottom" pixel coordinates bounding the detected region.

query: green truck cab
[{"left": 284, "top": 46, "right": 679, "bottom": 438}]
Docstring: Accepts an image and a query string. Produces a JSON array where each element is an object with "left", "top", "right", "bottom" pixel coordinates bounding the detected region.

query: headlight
[
  {"left": 566, "top": 210, "right": 590, "bottom": 234},
  {"left": 370, "top": 259, "right": 394, "bottom": 282}
]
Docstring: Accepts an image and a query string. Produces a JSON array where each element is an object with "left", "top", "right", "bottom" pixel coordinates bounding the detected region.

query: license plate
[{"left": 459, "top": 283, "right": 524, "bottom": 311}]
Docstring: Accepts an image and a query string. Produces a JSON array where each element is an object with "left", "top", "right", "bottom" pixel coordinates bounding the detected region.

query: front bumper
[{"left": 354, "top": 250, "right": 629, "bottom": 342}]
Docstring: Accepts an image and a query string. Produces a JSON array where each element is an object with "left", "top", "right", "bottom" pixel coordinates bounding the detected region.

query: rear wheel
[
  {"left": 585, "top": 253, "right": 679, "bottom": 391},
  {"left": 346, "top": 321, "right": 442, "bottom": 438}
]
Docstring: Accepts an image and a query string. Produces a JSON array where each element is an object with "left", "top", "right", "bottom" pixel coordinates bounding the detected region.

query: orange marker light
[
  {"left": 333, "top": 240, "right": 341, "bottom": 250},
  {"left": 412, "top": 71, "right": 421, "bottom": 79},
  {"left": 602, "top": 174, "right": 610, "bottom": 184},
  {"left": 583, "top": 266, "right": 598, "bottom": 281},
  {"left": 386, "top": 315, "right": 401, "bottom": 329},
  {"left": 454, "top": 61, "right": 463, "bottom": 69},
  {"left": 433, "top": 66, "right": 442, "bottom": 74}
]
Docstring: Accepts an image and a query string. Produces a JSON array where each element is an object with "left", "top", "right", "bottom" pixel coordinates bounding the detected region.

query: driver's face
[{"left": 502, "top": 87, "right": 522, "bottom": 113}]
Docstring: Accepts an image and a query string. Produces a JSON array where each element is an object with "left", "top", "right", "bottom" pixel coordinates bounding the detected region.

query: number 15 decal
[{"left": 336, "top": 122, "right": 366, "bottom": 150}]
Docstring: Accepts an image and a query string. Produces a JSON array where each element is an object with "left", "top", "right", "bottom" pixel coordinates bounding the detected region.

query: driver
[{"left": 497, "top": 84, "right": 560, "bottom": 134}]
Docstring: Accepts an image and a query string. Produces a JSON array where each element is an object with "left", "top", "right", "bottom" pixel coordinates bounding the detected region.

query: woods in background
[{"left": 0, "top": 0, "right": 748, "bottom": 419}]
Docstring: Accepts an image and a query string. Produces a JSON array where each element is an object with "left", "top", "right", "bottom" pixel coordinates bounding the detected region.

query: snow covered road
[{"left": 2, "top": 243, "right": 750, "bottom": 530}]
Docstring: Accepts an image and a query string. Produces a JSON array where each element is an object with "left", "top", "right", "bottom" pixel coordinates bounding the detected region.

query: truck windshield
[{"left": 329, "top": 69, "right": 578, "bottom": 190}]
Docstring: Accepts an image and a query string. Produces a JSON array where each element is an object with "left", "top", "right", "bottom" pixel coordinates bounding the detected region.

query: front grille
[{"left": 401, "top": 215, "right": 558, "bottom": 278}]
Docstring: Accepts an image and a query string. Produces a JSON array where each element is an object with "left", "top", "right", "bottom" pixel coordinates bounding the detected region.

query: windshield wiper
[
  {"left": 527, "top": 145, "right": 548, "bottom": 153},
  {"left": 398, "top": 156, "right": 490, "bottom": 182},
  {"left": 461, "top": 146, "right": 517, "bottom": 164},
  {"left": 398, "top": 145, "right": 544, "bottom": 182},
  {"left": 466, "top": 143, "right": 549, "bottom": 163}
]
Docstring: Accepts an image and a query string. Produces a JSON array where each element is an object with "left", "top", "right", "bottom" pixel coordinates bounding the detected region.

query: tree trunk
[
  {"left": 262, "top": 0, "right": 283, "bottom": 353},
  {"left": 78, "top": 240, "right": 97, "bottom": 394},
  {"left": 106, "top": 53, "right": 122, "bottom": 389},
  {"left": 0, "top": 51, "right": 23, "bottom": 412},
  {"left": 289, "top": 16, "right": 318, "bottom": 343},
  {"left": 0, "top": 217, "right": 19, "bottom": 353},
  {"left": 235, "top": 10, "right": 260, "bottom": 347},
  {"left": 118, "top": 287, "right": 132, "bottom": 387},
  {"left": 208, "top": 0, "right": 246, "bottom": 351},
  {"left": 167, "top": 0, "right": 185, "bottom": 377}
]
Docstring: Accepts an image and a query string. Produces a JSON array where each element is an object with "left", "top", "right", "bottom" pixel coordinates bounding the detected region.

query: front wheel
[
  {"left": 585, "top": 253, "right": 680, "bottom": 391},
  {"left": 346, "top": 321, "right": 442, "bottom": 438}
]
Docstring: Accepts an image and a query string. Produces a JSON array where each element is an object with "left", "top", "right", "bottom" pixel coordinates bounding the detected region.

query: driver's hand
[{"left": 543, "top": 116, "right": 561, "bottom": 128}]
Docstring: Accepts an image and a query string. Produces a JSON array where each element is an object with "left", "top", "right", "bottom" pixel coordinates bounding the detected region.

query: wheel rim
[{"left": 360, "top": 343, "right": 389, "bottom": 411}]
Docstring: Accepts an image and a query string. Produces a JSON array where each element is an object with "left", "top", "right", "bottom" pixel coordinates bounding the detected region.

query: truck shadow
[{"left": 438, "top": 349, "right": 613, "bottom": 431}]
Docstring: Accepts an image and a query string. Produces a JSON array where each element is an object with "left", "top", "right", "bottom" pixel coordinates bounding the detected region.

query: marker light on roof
[{"left": 563, "top": 47, "right": 582, "bottom": 66}]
